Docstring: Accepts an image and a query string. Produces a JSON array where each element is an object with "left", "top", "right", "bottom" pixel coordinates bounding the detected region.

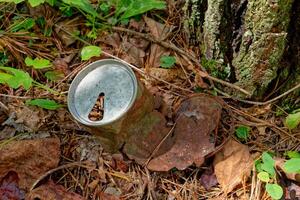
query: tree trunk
[{"left": 184, "top": 0, "right": 300, "bottom": 103}]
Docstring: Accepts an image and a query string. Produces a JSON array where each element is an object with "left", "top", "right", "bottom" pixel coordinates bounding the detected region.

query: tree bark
[{"left": 184, "top": 0, "right": 300, "bottom": 102}]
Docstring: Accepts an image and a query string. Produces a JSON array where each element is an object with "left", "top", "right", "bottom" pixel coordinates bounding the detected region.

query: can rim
[{"left": 67, "top": 59, "right": 138, "bottom": 126}]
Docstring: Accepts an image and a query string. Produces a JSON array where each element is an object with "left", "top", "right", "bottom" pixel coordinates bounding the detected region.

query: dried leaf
[
  {"left": 0, "top": 138, "right": 60, "bottom": 191},
  {"left": 14, "top": 106, "right": 43, "bottom": 131},
  {"left": 147, "top": 94, "right": 222, "bottom": 171},
  {"left": 286, "top": 183, "right": 300, "bottom": 199},
  {"left": 147, "top": 67, "right": 183, "bottom": 85},
  {"left": 213, "top": 139, "right": 253, "bottom": 194},
  {"left": 0, "top": 171, "right": 25, "bottom": 200},
  {"left": 28, "top": 180, "right": 85, "bottom": 200},
  {"left": 144, "top": 16, "right": 172, "bottom": 67},
  {"left": 55, "top": 19, "right": 79, "bottom": 46},
  {"left": 275, "top": 158, "right": 300, "bottom": 182},
  {"left": 200, "top": 169, "right": 218, "bottom": 190}
]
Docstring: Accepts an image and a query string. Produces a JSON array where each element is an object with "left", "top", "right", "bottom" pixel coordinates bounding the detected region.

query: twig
[
  {"left": 0, "top": 93, "right": 32, "bottom": 99},
  {"left": 54, "top": 24, "right": 192, "bottom": 93},
  {"left": 143, "top": 123, "right": 176, "bottom": 167},
  {"left": 30, "top": 162, "right": 88, "bottom": 191},
  {"left": 200, "top": 72, "right": 250, "bottom": 96},
  {"left": 112, "top": 26, "right": 200, "bottom": 66},
  {"left": 216, "top": 82, "right": 300, "bottom": 105},
  {"left": 227, "top": 104, "right": 300, "bottom": 142}
]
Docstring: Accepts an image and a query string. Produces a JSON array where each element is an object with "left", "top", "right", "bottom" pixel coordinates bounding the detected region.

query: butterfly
[{"left": 88, "top": 93, "right": 104, "bottom": 121}]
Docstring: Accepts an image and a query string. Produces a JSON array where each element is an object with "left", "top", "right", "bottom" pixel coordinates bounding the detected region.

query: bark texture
[{"left": 185, "top": 0, "right": 299, "bottom": 101}]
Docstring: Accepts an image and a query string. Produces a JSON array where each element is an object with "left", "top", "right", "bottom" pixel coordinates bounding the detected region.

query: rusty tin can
[{"left": 68, "top": 59, "right": 171, "bottom": 161}]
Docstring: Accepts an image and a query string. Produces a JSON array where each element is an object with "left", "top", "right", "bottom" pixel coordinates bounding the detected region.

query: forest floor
[{"left": 0, "top": 1, "right": 299, "bottom": 200}]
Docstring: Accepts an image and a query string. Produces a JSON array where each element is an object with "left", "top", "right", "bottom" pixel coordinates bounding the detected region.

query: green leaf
[
  {"left": 261, "top": 152, "right": 276, "bottom": 177},
  {"left": 285, "top": 151, "right": 300, "bottom": 159},
  {"left": 0, "top": 72, "right": 13, "bottom": 84},
  {"left": 160, "top": 56, "right": 176, "bottom": 69},
  {"left": 81, "top": 46, "right": 102, "bottom": 61},
  {"left": 62, "top": 0, "right": 97, "bottom": 17},
  {"left": 10, "top": 18, "right": 35, "bottom": 32},
  {"left": 0, "top": 0, "right": 25, "bottom": 4},
  {"left": 235, "top": 125, "right": 251, "bottom": 140},
  {"left": 283, "top": 158, "right": 300, "bottom": 173},
  {"left": 285, "top": 111, "right": 300, "bottom": 130},
  {"left": 257, "top": 171, "right": 270, "bottom": 182},
  {"left": 255, "top": 160, "right": 263, "bottom": 173},
  {"left": 26, "top": 99, "right": 63, "bottom": 110},
  {"left": 25, "top": 57, "right": 51, "bottom": 69},
  {"left": 266, "top": 184, "right": 283, "bottom": 200},
  {"left": 28, "top": 0, "right": 46, "bottom": 7},
  {"left": 46, "top": 0, "right": 56, "bottom": 6},
  {"left": 0, "top": 66, "right": 33, "bottom": 90},
  {"left": 120, "top": 0, "right": 166, "bottom": 19},
  {"left": 44, "top": 71, "right": 64, "bottom": 81},
  {"left": 99, "top": 2, "right": 110, "bottom": 15}
]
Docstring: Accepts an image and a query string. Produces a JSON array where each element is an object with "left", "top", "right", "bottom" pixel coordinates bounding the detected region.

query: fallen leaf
[
  {"left": 0, "top": 171, "right": 25, "bottom": 200},
  {"left": 213, "top": 139, "right": 253, "bottom": 194},
  {"left": 144, "top": 16, "right": 172, "bottom": 68},
  {"left": 121, "top": 40, "right": 145, "bottom": 67},
  {"left": 0, "top": 138, "right": 60, "bottom": 191},
  {"left": 147, "top": 94, "right": 223, "bottom": 171},
  {"left": 147, "top": 67, "right": 184, "bottom": 85},
  {"left": 286, "top": 183, "right": 300, "bottom": 199},
  {"left": 13, "top": 105, "right": 43, "bottom": 132},
  {"left": 55, "top": 19, "right": 79, "bottom": 46},
  {"left": 27, "top": 180, "right": 85, "bottom": 200},
  {"left": 275, "top": 158, "right": 300, "bottom": 182},
  {"left": 98, "top": 191, "right": 120, "bottom": 200},
  {"left": 200, "top": 169, "right": 218, "bottom": 190}
]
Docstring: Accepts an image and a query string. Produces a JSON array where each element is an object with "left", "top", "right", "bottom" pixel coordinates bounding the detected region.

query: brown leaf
[
  {"left": 0, "top": 171, "right": 25, "bottom": 200},
  {"left": 147, "top": 94, "right": 223, "bottom": 171},
  {"left": 14, "top": 106, "right": 43, "bottom": 131},
  {"left": 213, "top": 139, "right": 253, "bottom": 194},
  {"left": 286, "top": 183, "right": 300, "bottom": 199},
  {"left": 200, "top": 171, "right": 218, "bottom": 190},
  {"left": 144, "top": 16, "right": 172, "bottom": 68},
  {"left": 0, "top": 138, "right": 60, "bottom": 191},
  {"left": 55, "top": 19, "right": 79, "bottom": 46},
  {"left": 121, "top": 40, "right": 145, "bottom": 67},
  {"left": 147, "top": 68, "right": 184, "bottom": 85},
  {"left": 98, "top": 191, "right": 120, "bottom": 200},
  {"left": 275, "top": 158, "right": 300, "bottom": 182},
  {"left": 27, "top": 180, "right": 85, "bottom": 200}
]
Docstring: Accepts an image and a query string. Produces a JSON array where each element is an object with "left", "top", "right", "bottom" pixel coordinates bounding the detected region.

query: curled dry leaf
[
  {"left": 213, "top": 139, "right": 253, "bottom": 194},
  {"left": 275, "top": 158, "right": 300, "bottom": 182},
  {"left": 0, "top": 138, "right": 60, "bottom": 191},
  {"left": 147, "top": 94, "right": 223, "bottom": 171},
  {"left": 27, "top": 180, "right": 85, "bottom": 200}
]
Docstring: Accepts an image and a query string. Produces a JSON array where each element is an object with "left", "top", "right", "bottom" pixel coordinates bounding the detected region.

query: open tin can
[{"left": 68, "top": 59, "right": 172, "bottom": 161}]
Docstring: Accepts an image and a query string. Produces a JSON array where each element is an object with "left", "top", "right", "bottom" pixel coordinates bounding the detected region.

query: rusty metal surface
[{"left": 147, "top": 94, "right": 223, "bottom": 171}]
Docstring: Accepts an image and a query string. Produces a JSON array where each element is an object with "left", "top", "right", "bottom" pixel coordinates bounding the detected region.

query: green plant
[
  {"left": 285, "top": 110, "right": 300, "bottom": 130},
  {"left": 160, "top": 56, "right": 176, "bottom": 69},
  {"left": 81, "top": 45, "right": 102, "bottom": 60},
  {"left": 44, "top": 71, "right": 64, "bottom": 81},
  {"left": 256, "top": 152, "right": 283, "bottom": 200},
  {"left": 25, "top": 57, "right": 52, "bottom": 69},
  {"left": 26, "top": 99, "right": 63, "bottom": 110},
  {"left": 201, "top": 58, "right": 230, "bottom": 80},
  {"left": 235, "top": 125, "right": 250, "bottom": 140},
  {"left": 0, "top": 66, "right": 59, "bottom": 95},
  {"left": 283, "top": 158, "right": 300, "bottom": 173}
]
